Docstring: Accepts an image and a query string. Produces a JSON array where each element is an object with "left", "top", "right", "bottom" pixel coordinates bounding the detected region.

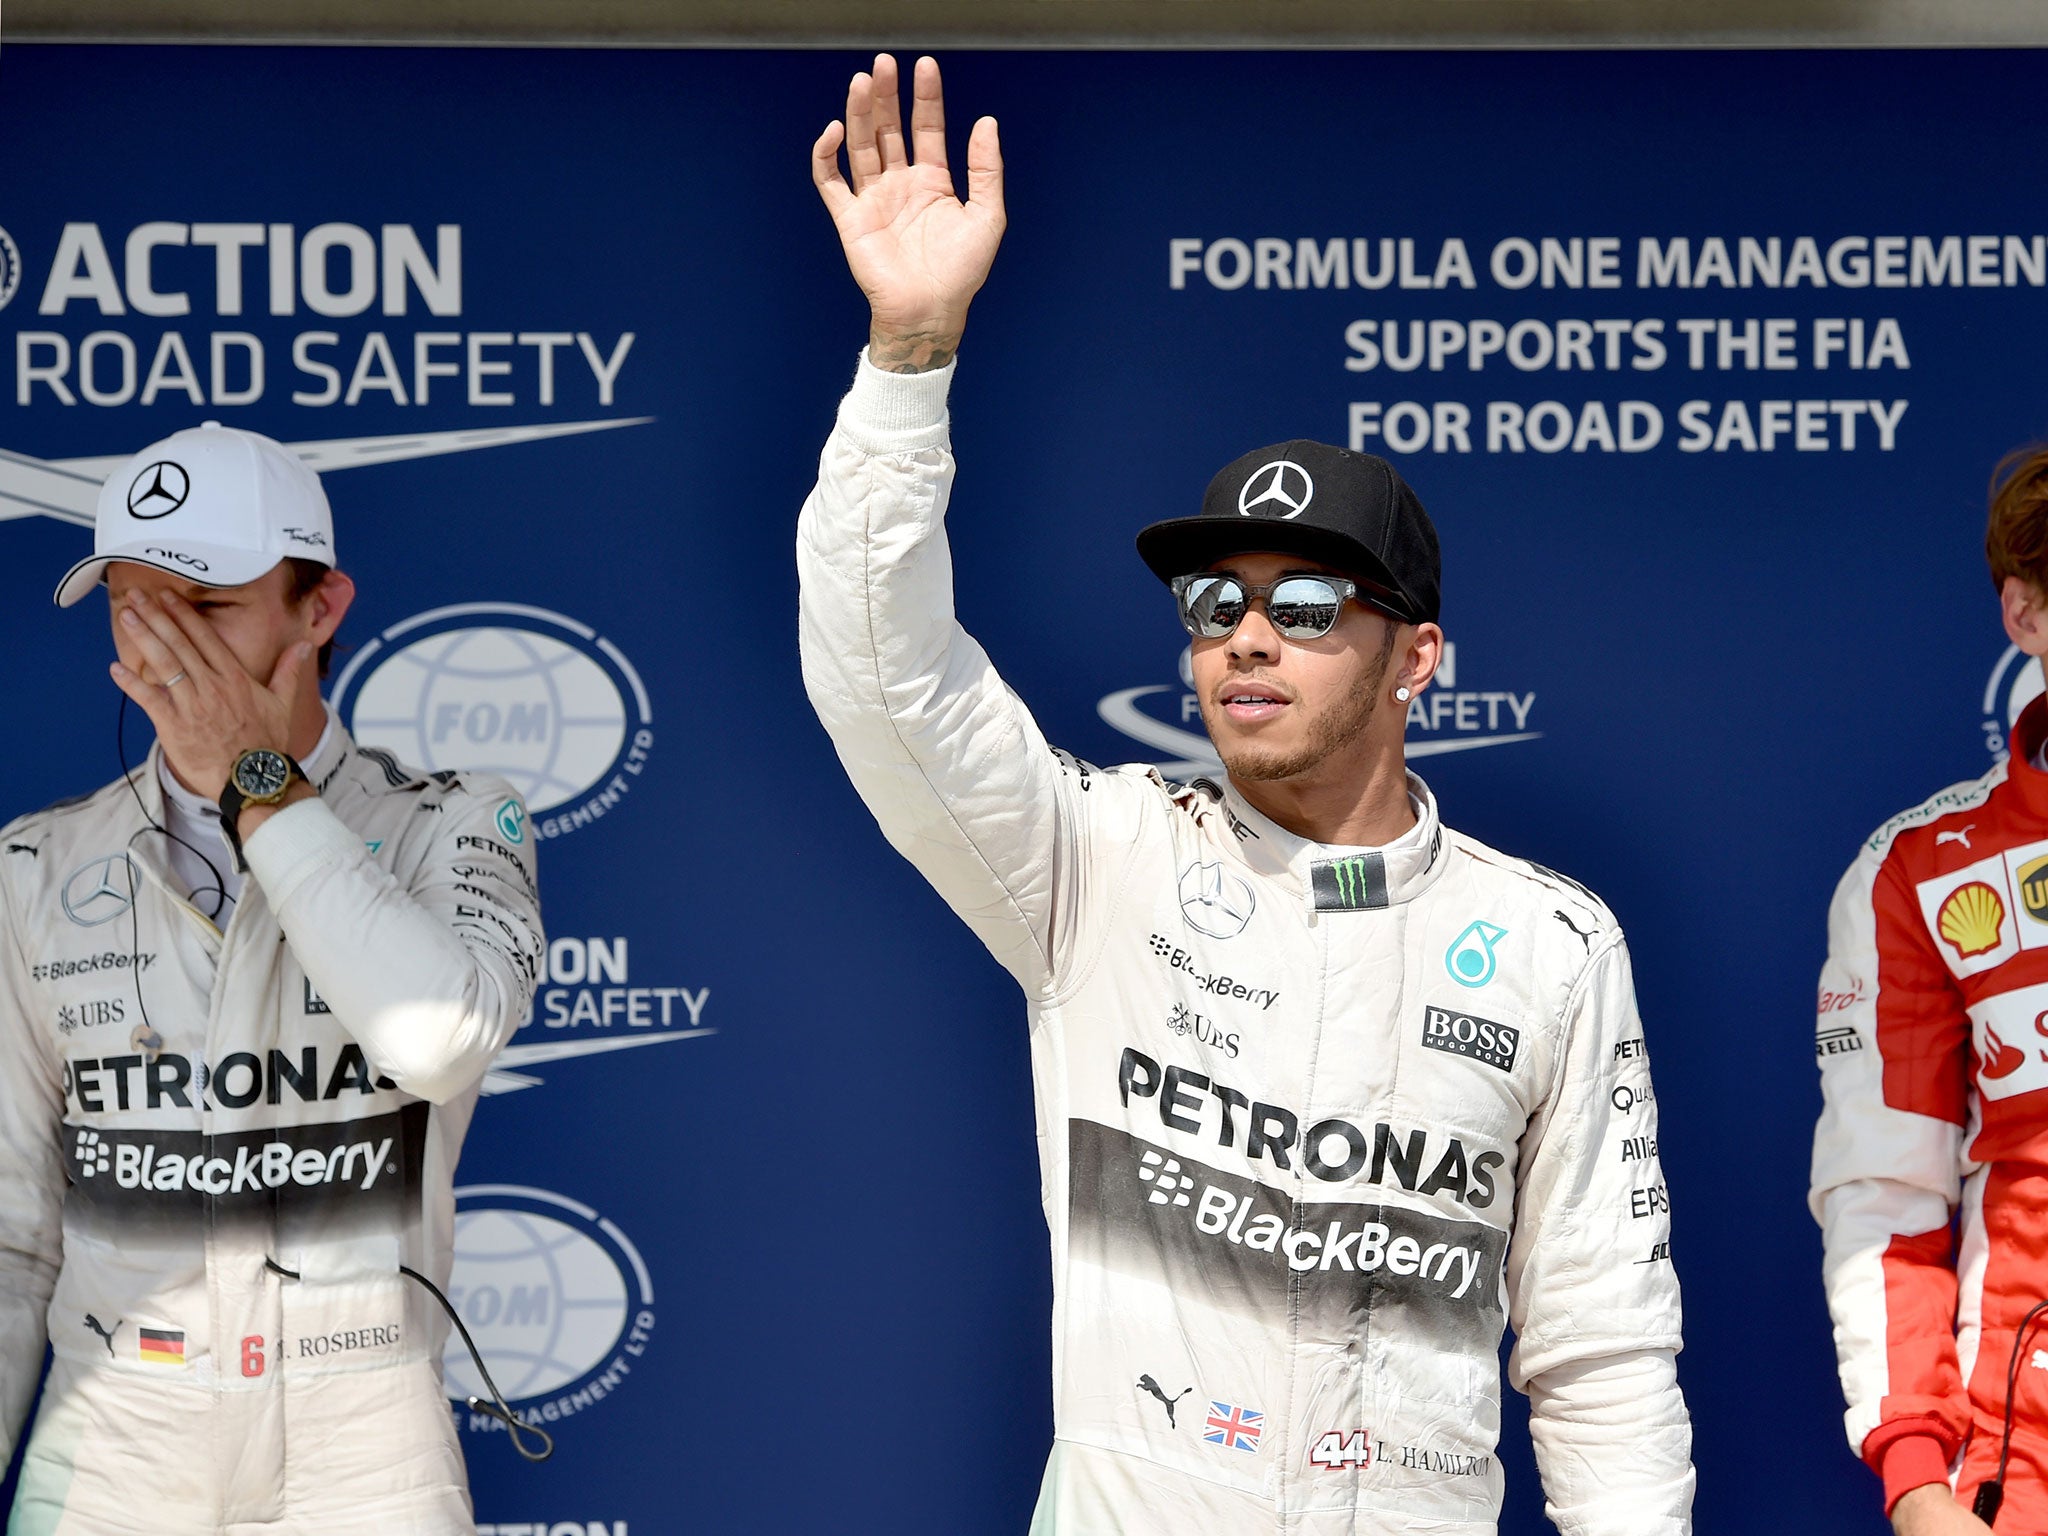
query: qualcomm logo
[
  {"left": 0, "top": 226, "right": 20, "bottom": 313},
  {"left": 444, "top": 1184, "right": 655, "bottom": 1435},
  {"left": 1097, "top": 640, "right": 1540, "bottom": 777},
  {"left": 1983, "top": 643, "right": 2044, "bottom": 763},
  {"left": 335, "top": 603, "right": 653, "bottom": 841}
]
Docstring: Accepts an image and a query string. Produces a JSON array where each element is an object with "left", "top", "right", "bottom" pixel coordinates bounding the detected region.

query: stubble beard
[{"left": 1204, "top": 627, "right": 1398, "bottom": 784}]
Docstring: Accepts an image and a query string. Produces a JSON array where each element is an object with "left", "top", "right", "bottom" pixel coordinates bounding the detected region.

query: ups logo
[{"left": 2020, "top": 855, "right": 2048, "bottom": 923}]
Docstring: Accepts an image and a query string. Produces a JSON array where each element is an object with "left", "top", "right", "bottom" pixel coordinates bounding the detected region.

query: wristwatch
[{"left": 217, "top": 747, "right": 306, "bottom": 870}]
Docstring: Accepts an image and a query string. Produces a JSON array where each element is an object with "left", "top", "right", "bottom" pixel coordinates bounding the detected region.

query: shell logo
[{"left": 1937, "top": 881, "right": 2008, "bottom": 960}]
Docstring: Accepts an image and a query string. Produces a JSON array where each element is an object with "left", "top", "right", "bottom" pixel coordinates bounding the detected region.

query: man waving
[{"left": 800, "top": 55, "right": 1695, "bottom": 1535}]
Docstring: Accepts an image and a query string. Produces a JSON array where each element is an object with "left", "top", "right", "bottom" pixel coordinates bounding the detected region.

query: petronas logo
[{"left": 1311, "top": 853, "right": 1386, "bottom": 912}]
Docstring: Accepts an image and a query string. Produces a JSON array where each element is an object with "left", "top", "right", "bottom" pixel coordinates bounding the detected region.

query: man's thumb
[{"left": 270, "top": 640, "right": 315, "bottom": 697}]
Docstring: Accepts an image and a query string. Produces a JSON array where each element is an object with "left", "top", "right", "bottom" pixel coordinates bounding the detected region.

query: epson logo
[{"left": 1420, "top": 1006, "right": 1520, "bottom": 1073}]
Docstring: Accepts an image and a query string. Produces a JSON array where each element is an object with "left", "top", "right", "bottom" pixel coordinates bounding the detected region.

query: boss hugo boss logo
[
  {"left": 1420, "top": 1006, "right": 1520, "bottom": 1073},
  {"left": 126, "top": 461, "right": 190, "bottom": 519},
  {"left": 1237, "top": 459, "right": 1313, "bottom": 520}
]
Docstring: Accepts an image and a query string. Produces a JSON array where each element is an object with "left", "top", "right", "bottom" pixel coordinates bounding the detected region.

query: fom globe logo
[
  {"left": 444, "top": 1184, "right": 656, "bottom": 1436},
  {"left": 335, "top": 603, "right": 653, "bottom": 839},
  {"left": 1983, "top": 642, "right": 2045, "bottom": 762}
]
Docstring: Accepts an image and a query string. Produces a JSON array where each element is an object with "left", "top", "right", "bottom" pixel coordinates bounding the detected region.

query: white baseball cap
[{"left": 54, "top": 421, "right": 336, "bottom": 608}]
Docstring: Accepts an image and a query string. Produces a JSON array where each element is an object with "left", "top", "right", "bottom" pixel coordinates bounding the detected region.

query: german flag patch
[{"left": 138, "top": 1327, "right": 185, "bottom": 1365}]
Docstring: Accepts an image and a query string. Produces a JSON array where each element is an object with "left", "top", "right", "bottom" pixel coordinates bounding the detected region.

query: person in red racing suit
[{"left": 1814, "top": 447, "right": 2048, "bottom": 1536}]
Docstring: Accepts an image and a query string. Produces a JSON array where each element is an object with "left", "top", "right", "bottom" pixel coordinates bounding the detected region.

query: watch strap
[{"left": 217, "top": 751, "right": 306, "bottom": 873}]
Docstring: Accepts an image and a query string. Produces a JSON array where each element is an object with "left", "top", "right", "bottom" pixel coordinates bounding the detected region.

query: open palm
[{"left": 812, "top": 55, "right": 1006, "bottom": 370}]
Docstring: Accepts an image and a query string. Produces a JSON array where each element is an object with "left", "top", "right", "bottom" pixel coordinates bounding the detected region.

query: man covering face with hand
[
  {"left": 0, "top": 421, "right": 546, "bottom": 1535},
  {"left": 798, "top": 54, "right": 1695, "bottom": 1536}
]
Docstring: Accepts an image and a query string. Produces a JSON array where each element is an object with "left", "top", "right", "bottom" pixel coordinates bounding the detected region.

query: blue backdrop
[{"left": 1, "top": 41, "right": 2042, "bottom": 1535}]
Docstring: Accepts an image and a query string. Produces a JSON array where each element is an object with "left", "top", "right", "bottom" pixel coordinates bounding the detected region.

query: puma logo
[
  {"left": 1137, "top": 1374, "right": 1194, "bottom": 1427},
  {"left": 1553, "top": 910, "right": 1594, "bottom": 951},
  {"left": 84, "top": 1315, "right": 120, "bottom": 1357},
  {"left": 1937, "top": 826, "right": 1976, "bottom": 850},
  {"left": 5, "top": 842, "right": 38, "bottom": 858}
]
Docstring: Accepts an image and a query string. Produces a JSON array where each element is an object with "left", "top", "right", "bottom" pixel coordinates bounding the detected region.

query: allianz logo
[{"left": 1098, "top": 640, "right": 1539, "bottom": 776}]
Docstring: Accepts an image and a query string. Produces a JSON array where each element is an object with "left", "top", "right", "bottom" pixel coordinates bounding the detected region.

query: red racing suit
[{"left": 1813, "top": 693, "right": 2048, "bottom": 1522}]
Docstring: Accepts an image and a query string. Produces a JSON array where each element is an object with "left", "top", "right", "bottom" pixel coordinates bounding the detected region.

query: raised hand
[{"left": 811, "top": 54, "right": 1005, "bottom": 373}]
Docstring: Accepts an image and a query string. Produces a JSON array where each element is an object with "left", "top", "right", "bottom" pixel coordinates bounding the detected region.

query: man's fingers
[
  {"left": 844, "top": 70, "right": 881, "bottom": 189},
  {"left": 107, "top": 660, "right": 170, "bottom": 728},
  {"left": 870, "top": 53, "right": 908, "bottom": 171},
  {"left": 811, "top": 122, "right": 855, "bottom": 216},
  {"left": 158, "top": 591, "right": 241, "bottom": 676},
  {"left": 119, "top": 601, "right": 200, "bottom": 691},
  {"left": 909, "top": 55, "right": 948, "bottom": 169},
  {"left": 965, "top": 115, "right": 1005, "bottom": 221}
]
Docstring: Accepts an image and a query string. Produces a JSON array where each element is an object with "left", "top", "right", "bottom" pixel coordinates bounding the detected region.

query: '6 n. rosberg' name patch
[{"left": 1420, "top": 1005, "right": 1520, "bottom": 1073}]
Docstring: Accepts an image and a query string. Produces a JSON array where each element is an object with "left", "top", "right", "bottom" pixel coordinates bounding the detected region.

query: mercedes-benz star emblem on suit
[
  {"left": 1178, "top": 860, "right": 1256, "bottom": 939},
  {"left": 1237, "top": 459, "right": 1314, "bottom": 520},
  {"left": 126, "top": 462, "right": 190, "bottom": 520},
  {"left": 62, "top": 855, "right": 137, "bottom": 927}
]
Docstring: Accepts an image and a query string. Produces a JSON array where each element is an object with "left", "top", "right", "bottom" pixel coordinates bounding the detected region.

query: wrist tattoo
[{"left": 869, "top": 329, "right": 960, "bottom": 374}]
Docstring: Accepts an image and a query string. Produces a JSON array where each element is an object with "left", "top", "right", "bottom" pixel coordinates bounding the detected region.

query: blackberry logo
[
  {"left": 1138, "top": 1149, "right": 1194, "bottom": 1207},
  {"left": 0, "top": 226, "right": 19, "bottom": 312},
  {"left": 1149, "top": 934, "right": 1174, "bottom": 958},
  {"left": 73, "top": 1128, "right": 110, "bottom": 1176}
]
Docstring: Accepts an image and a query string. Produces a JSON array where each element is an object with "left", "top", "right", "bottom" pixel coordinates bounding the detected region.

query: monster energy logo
[{"left": 1311, "top": 853, "right": 1387, "bottom": 912}]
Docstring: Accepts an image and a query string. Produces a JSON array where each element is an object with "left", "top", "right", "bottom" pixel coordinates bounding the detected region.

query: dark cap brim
[{"left": 1134, "top": 516, "right": 1426, "bottom": 623}]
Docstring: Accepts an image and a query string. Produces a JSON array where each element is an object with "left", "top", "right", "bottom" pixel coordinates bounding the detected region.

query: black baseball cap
[{"left": 1135, "top": 439, "right": 1441, "bottom": 625}]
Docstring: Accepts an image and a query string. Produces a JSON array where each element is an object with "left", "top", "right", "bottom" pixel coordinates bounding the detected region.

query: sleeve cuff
[
  {"left": 1878, "top": 1434, "right": 1954, "bottom": 1514},
  {"left": 835, "top": 349, "right": 954, "bottom": 453},
  {"left": 243, "top": 797, "right": 364, "bottom": 911}
]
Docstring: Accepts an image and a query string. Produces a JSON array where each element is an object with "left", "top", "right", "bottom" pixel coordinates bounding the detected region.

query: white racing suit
[
  {"left": 0, "top": 709, "right": 545, "bottom": 1535},
  {"left": 797, "top": 357, "right": 1695, "bottom": 1535}
]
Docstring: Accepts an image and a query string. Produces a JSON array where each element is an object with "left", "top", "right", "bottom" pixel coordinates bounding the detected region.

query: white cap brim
[{"left": 54, "top": 542, "right": 287, "bottom": 608}]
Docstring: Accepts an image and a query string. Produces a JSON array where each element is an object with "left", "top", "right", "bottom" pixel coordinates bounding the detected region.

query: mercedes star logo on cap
[
  {"left": 1237, "top": 459, "right": 1313, "bottom": 520},
  {"left": 127, "top": 461, "right": 190, "bottom": 520}
]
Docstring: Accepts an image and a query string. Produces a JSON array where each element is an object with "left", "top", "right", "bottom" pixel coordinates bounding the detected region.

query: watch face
[{"left": 234, "top": 750, "right": 291, "bottom": 798}]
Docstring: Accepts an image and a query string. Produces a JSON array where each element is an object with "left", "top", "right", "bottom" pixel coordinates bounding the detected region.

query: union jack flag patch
[{"left": 1204, "top": 1401, "right": 1263, "bottom": 1453}]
